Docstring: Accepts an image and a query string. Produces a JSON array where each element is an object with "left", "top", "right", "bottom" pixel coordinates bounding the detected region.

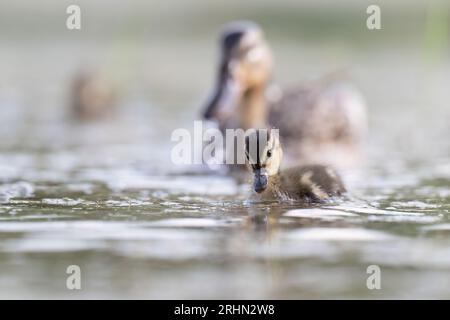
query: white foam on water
[
  {"left": 284, "top": 209, "right": 358, "bottom": 220},
  {"left": 41, "top": 198, "right": 86, "bottom": 206},
  {"left": 144, "top": 218, "right": 236, "bottom": 228},
  {"left": 0, "top": 182, "right": 34, "bottom": 203},
  {"left": 283, "top": 228, "right": 396, "bottom": 241}
]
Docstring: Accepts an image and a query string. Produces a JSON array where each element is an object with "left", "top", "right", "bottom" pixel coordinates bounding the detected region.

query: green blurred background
[{"left": 0, "top": 0, "right": 449, "bottom": 156}]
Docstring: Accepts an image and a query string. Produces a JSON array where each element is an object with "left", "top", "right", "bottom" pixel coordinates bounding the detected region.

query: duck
[
  {"left": 244, "top": 128, "right": 346, "bottom": 202},
  {"left": 202, "top": 21, "right": 367, "bottom": 169},
  {"left": 70, "top": 68, "right": 117, "bottom": 121}
]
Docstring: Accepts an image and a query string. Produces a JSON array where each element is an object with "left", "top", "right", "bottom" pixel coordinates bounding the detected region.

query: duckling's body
[
  {"left": 253, "top": 164, "right": 345, "bottom": 202},
  {"left": 245, "top": 129, "right": 346, "bottom": 202},
  {"left": 203, "top": 21, "right": 367, "bottom": 170}
]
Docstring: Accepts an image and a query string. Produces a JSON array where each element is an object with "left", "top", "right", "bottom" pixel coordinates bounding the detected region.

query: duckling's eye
[{"left": 267, "top": 150, "right": 272, "bottom": 158}]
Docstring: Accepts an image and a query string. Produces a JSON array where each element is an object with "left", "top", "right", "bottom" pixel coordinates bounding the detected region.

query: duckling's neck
[
  {"left": 256, "top": 173, "right": 282, "bottom": 200},
  {"left": 268, "top": 174, "right": 281, "bottom": 189},
  {"left": 239, "top": 86, "right": 268, "bottom": 129}
]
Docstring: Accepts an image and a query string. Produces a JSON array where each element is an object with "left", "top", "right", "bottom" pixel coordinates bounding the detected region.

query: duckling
[
  {"left": 71, "top": 68, "right": 117, "bottom": 121},
  {"left": 245, "top": 129, "right": 346, "bottom": 202},
  {"left": 203, "top": 21, "right": 367, "bottom": 169}
]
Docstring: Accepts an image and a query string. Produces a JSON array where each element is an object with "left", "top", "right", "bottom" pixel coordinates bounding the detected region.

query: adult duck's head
[{"left": 203, "top": 21, "right": 273, "bottom": 130}]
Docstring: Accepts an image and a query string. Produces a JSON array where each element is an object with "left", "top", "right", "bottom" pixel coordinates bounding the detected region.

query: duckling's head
[
  {"left": 244, "top": 128, "right": 282, "bottom": 193},
  {"left": 203, "top": 21, "right": 273, "bottom": 124}
]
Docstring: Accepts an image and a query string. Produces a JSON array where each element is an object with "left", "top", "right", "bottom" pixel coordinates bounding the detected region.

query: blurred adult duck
[
  {"left": 70, "top": 68, "right": 117, "bottom": 121},
  {"left": 202, "top": 21, "right": 368, "bottom": 169}
]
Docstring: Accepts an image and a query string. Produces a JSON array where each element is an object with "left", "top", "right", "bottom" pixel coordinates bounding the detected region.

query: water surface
[{"left": 0, "top": 0, "right": 449, "bottom": 299}]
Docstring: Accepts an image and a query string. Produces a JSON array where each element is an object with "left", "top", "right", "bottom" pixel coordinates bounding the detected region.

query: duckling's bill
[{"left": 253, "top": 168, "right": 268, "bottom": 193}]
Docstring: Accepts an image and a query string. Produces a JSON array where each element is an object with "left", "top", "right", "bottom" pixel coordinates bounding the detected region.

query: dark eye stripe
[
  {"left": 256, "top": 134, "right": 260, "bottom": 166},
  {"left": 251, "top": 164, "right": 261, "bottom": 170},
  {"left": 245, "top": 129, "right": 272, "bottom": 166}
]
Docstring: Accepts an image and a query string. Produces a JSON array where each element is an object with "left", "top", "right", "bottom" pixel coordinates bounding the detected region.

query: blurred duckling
[
  {"left": 71, "top": 68, "right": 117, "bottom": 121},
  {"left": 203, "top": 21, "right": 367, "bottom": 169},
  {"left": 245, "top": 129, "right": 346, "bottom": 202}
]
